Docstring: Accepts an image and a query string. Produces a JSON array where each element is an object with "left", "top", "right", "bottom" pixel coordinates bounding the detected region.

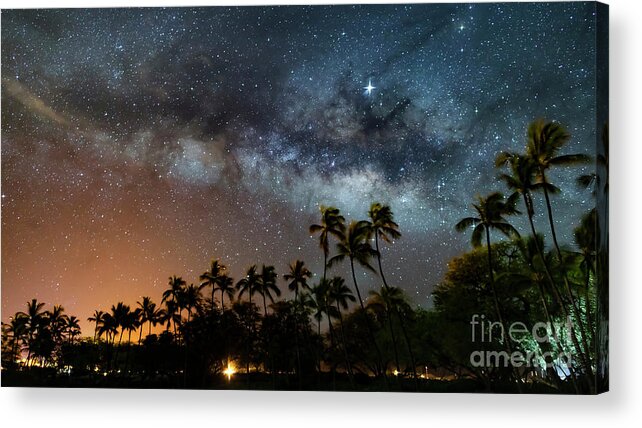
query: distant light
[
  {"left": 224, "top": 363, "right": 236, "bottom": 381},
  {"left": 393, "top": 369, "right": 399, "bottom": 376}
]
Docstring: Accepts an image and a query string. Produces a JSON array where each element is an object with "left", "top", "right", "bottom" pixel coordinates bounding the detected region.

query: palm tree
[
  {"left": 2, "top": 316, "right": 28, "bottom": 367},
  {"left": 366, "top": 202, "right": 418, "bottom": 383},
  {"left": 236, "top": 265, "right": 261, "bottom": 377},
  {"left": 148, "top": 306, "right": 166, "bottom": 337},
  {"left": 137, "top": 297, "right": 155, "bottom": 344},
  {"left": 183, "top": 284, "right": 202, "bottom": 324},
  {"left": 199, "top": 259, "right": 228, "bottom": 309},
  {"left": 574, "top": 210, "right": 597, "bottom": 343},
  {"left": 236, "top": 265, "right": 261, "bottom": 307},
  {"left": 310, "top": 206, "right": 346, "bottom": 283},
  {"left": 496, "top": 151, "right": 585, "bottom": 391},
  {"left": 162, "top": 276, "right": 186, "bottom": 334},
  {"left": 507, "top": 234, "right": 579, "bottom": 393},
  {"left": 17, "top": 299, "right": 46, "bottom": 365},
  {"left": 258, "top": 265, "right": 281, "bottom": 315},
  {"left": 368, "top": 286, "right": 409, "bottom": 375},
  {"left": 110, "top": 302, "right": 131, "bottom": 347},
  {"left": 328, "top": 276, "right": 356, "bottom": 383},
  {"left": 328, "top": 220, "right": 387, "bottom": 382},
  {"left": 98, "top": 312, "right": 118, "bottom": 344},
  {"left": 524, "top": 119, "right": 593, "bottom": 383},
  {"left": 217, "top": 275, "right": 235, "bottom": 311},
  {"left": 162, "top": 299, "right": 180, "bottom": 336},
  {"left": 64, "top": 316, "right": 81, "bottom": 344},
  {"left": 88, "top": 310, "right": 104, "bottom": 342},
  {"left": 47, "top": 304, "right": 67, "bottom": 343},
  {"left": 455, "top": 191, "right": 522, "bottom": 389},
  {"left": 284, "top": 260, "right": 312, "bottom": 302}
]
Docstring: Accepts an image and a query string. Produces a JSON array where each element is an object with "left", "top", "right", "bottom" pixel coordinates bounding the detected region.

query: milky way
[{"left": 1, "top": 2, "right": 599, "bottom": 331}]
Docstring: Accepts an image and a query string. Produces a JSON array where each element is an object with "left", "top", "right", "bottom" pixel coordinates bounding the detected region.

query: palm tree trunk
[
  {"left": 350, "top": 257, "right": 389, "bottom": 389},
  {"left": 541, "top": 182, "right": 594, "bottom": 388},
  {"left": 326, "top": 313, "right": 337, "bottom": 390},
  {"left": 485, "top": 228, "right": 523, "bottom": 393},
  {"left": 523, "top": 194, "right": 580, "bottom": 393},
  {"left": 336, "top": 301, "right": 355, "bottom": 388},
  {"left": 375, "top": 233, "right": 418, "bottom": 388},
  {"left": 386, "top": 309, "right": 400, "bottom": 374}
]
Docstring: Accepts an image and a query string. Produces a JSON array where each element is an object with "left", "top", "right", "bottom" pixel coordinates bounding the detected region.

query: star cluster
[{"left": 1, "top": 3, "right": 598, "bottom": 330}]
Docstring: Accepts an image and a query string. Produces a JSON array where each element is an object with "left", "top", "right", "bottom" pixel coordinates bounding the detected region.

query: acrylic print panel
[{"left": 0, "top": 2, "right": 608, "bottom": 393}]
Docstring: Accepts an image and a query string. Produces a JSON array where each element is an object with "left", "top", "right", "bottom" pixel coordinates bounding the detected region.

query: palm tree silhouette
[
  {"left": 98, "top": 312, "right": 118, "bottom": 344},
  {"left": 2, "top": 316, "right": 28, "bottom": 367},
  {"left": 366, "top": 202, "right": 418, "bottom": 384},
  {"left": 525, "top": 119, "right": 593, "bottom": 384},
  {"left": 368, "top": 286, "right": 409, "bottom": 376},
  {"left": 455, "top": 191, "right": 522, "bottom": 390},
  {"left": 574, "top": 210, "right": 597, "bottom": 342},
  {"left": 495, "top": 151, "right": 584, "bottom": 392},
  {"left": 284, "top": 260, "right": 312, "bottom": 302},
  {"left": 183, "top": 283, "right": 202, "bottom": 324},
  {"left": 258, "top": 265, "right": 281, "bottom": 316},
  {"left": 199, "top": 259, "right": 228, "bottom": 309},
  {"left": 64, "top": 316, "right": 81, "bottom": 344},
  {"left": 237, "top": 265, "right": 261, "bottom": 307},
  {"left": 162, "top": 276, "right": 186, "bottom": 336},
  {"left": 328, "top": 276, "right": 356, "bottom": 384},
  {"left": 17, "top": 299, "right": 46, "bottom": 365},
  {"left": 329, "top": 220, "right": 387, "bottom": 383},
  {"left": 47, "top": 304, "right": 67, "bottom": 344},
  {"left": 310, "top": 206, "right": 346, "bottom": 284},
  {"left": 88, "top": 310, "right": 104, "bottom": 342},
  {"left": 111, "top": 302, "right": 131, "bottom": 347},
  {"left": 136, "top": 297, "right": 155, "bottom": 344}
]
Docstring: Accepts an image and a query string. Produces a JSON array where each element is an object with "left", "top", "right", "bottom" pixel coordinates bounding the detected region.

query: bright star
[{"left": 364, "top": 79, "right": 375, "bottom": 95}]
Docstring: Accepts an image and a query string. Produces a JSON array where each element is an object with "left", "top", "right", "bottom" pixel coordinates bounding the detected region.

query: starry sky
[{"left": 1, "top": 2, "right": 599, "bottom": 333}]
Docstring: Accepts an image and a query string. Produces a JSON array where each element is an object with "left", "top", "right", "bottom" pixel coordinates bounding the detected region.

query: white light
[{"left": 364, "top": 79, "right": 375, "bottom": 95}]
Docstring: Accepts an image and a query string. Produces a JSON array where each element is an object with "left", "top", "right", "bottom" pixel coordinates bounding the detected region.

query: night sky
[{"left": 1, "top": 2, "right": 598, "bottom": 333}]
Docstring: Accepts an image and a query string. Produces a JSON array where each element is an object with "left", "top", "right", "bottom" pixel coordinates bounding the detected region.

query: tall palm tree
[
  {"left": 98, "top": 312, "right": 118, "bottom": 344},
  {"left": 455, "top": 191, "right": 522, "bottom": 390},
  {"left": 328, "top": 276, "right": 356, "bottom": 383},
  {"left": 162, "top": 276, "right": 186, "bottom": 334},
  {"left": 64, "top": 316, "right": 81, "bottom": 344},
  {"left": 110, "top": 302, "right": 131, "bottom": 347},
  {"left": 258, "top": 265, "right": 281, "bottom": 315},
  {"left": 524, "top": 119, "right": 593, "bottom": 382},
  {"left": 329, "top": 220, "right": 387, "bottom": 383},
  {"left": 284, "top": 260, "right": 312, "bottom": 302},
  {"left": 236, "top": 265, "right": 261, "bottom": 307},
  {"left": 183, "top": 284, "right": 202, "bottom": 324},
  {"left": 162, "top": 299, "right": 180, "bottom": 335},
  {"left": 310, "top": 206, "right": 346, "bottom": 284},
  {"left": 137, "top": 297, "right": 155, "bottom": 344},
  {"left": 88, "top": 310, "right": 104, "bottom": 342},
  {"left": 496, "top": 151, "right": 585, "bottom": 390},
  {"left": 17, "top": 299, "right": 46, "bottom": 365},
  {"left": 47, "top": 304, "right": 68, "bottom": 343},
  {"left": 2, "top": 316, "right": 28, "bottom": 367},
  {"left": 199, "top": 259, "right": 228, "bottom": 309},
  {"left": 236, "top": 265, "right": 261, "bottom": 377},
  {"left": 366, "top": 202, "right": 418, "bottom": 383},
  {"left": 367, "top": 286, "right": 409, "bottom": 375},
  {"left": 574, "top": 210, "right": 597, "bottom": 343},
  {"left": 217, "top": 275, "right": 235, "bottom": 311}
]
